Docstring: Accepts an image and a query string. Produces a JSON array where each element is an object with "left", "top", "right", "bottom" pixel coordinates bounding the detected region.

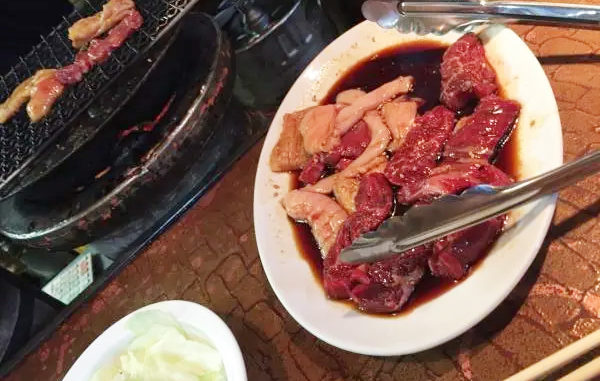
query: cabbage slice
[{"left": 91, "top": 310, "right": 226, "bottom": 381}]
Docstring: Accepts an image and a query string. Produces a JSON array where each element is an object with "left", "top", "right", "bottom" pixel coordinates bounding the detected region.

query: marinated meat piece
[
  {"left": 343, "top": 111, "right": 391, "bottom": 175},
  {"left": 335, "top": 158, "right": 353, "bottom": 172},
  {"left": 283, "top": 190, "right": 348, "bottom": 256},
  {"left": 335, "top": 89, "right": 366, "bottom": 105},
  {"left": 440, "top": 33, "right": 498, "bottom": 111},
  {"left": 444, "top": 95, "right": 520, "bottom": 162},
  {"left": 68, "top": 0, "right": 136, "bottom": 48},
  {"left": 324, "top": 173, "right": 427, "bottom": 313},
  {"left": 381, "top": 100, "right": 418, "bottom": 151},
  {"left": 325, "top": 237, "right": 430, "bottom": 310},
  {"left": 0, "top": 76, "right": 36, "bottom": 123},
  {"left": 327, "top": 174, "right": 394, "bottom": 262},
  {"left": 299, "top": 154, "right": 326, "bottom": 185},
  {"left": 398, "top": 160, "right": 512, "bottom": 204},
  {"left": 0, "top": 69, "right": 64, "bottom": 124},
  {"left": 333, "top": 170, "right": 391, "bottom": 215},
  {"left": 298, "top": 104, "right": 339, "bottom": 155},
  {"left": 270, "top": 109, "right": 312, "bottom": 171},
  {"left": 394, "top": 159, "right": 512, "bottom": 279},
  {"left": 429, "top": 216, "right": 505, "bottom": 279},
  {"left": 325, "top": 120, "right": 371, "bottom": 165},
  {"left": 335, "top": 76, "right": 413, "bottom": 136},
  {"left": 308, "top": 155, "right": 388, "bottom": 195},
  {"left": 384, "top": 106, "right": 455, "bottom": 204},
  {"left": 351, "top": 251, "right": 426, "bottom": 313},
  {"left": 332, "top": 176, "right": 360, "bottom": 213},
  {"left": 307, "top": 111, "right": 390, "bottom": 194},
  {"left": 57, "top": 10, "right": 143, "bottom": 85},
  {"left": 27, "top": 70, "right": 65, "bottom": 122},
  {"left": 355, "top": 173, "right": 393, "bottom": 220}
]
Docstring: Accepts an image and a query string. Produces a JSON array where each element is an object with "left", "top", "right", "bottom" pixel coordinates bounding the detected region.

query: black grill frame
[{"left": 0, "top": 0, "right": 199, "bottom": 191}]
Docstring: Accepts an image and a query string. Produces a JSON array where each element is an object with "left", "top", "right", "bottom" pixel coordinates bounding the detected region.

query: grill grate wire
[{"left": 0, "top": 0, "right": 198, "bottom": 184}]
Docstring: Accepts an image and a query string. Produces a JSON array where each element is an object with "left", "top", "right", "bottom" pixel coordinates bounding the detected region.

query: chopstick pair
[{"left": 505, "top": 329, "right": 600, "bottom": 380}]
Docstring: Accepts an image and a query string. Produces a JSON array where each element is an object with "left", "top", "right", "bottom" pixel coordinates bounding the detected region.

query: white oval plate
[
  {"left": 63, "top": 300, "right": 247, "bottom": 381},
  {"left": 254, "top": 21, "right": 562, "bottom": 356}
]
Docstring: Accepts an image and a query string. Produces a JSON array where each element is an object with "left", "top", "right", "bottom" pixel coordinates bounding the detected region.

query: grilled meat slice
[{"left": 68, "top": 0, "right": 136, "bottom": 49}]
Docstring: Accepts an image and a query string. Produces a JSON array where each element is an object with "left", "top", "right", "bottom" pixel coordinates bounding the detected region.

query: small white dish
[
  {"left": 63, "top": 300, "right": 247, "bottom": 381},
  {"left": 254, "top": 21, "right": 562, "bottom": 355}
]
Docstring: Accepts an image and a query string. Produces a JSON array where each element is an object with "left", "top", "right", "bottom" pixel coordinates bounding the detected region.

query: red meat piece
[
  {"left": 355, "top": 172, "right": 393, "bottom": 220},
  {"left": 440, "top": 33, "right": 498, "bottom": 111},
  {"left": 397, "top": 160, "right": 512, "bottom": 205},
  {"left": 299, "top": 155, "right": 326, "bottom": 184},
  {"left": 325, "top": 120, "right": 371, "bottom": 165},
  {"left": 323, "top": 174, "right": 429, "bottom": 313},
  {"left": 56, "top": 10, "right": 143, "bottom": 84},
  {"left": 335, "top": 158, "right": 353, "bottom": 171},
  {"left": 444, "top": 95, "right": 520, "bottom": 162},
  {"left": 429, "top": 216, "right": 505, "bottom": 280},
  {"left": 384, "top": 106, "right": 455, "bottom": 202}
]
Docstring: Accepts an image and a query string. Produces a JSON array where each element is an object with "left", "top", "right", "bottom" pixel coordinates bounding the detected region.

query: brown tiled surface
[{"left": 7, "top": 23, "right": 600, "bottom": 381}]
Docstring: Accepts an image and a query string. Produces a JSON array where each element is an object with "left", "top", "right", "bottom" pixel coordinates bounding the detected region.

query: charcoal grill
[
  {"left": 0, "top": 11, "right": 233, "bottom": 249},
  {"left": 0, "top": 0, "right": 202, "bottom": 200}
]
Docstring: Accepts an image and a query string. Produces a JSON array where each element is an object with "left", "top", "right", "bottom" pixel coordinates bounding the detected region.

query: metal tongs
[
  {"left": 339, "top": 150, "right": 600, "bottom": 264},
  {"left": 362, "top": 0, "right": 600, "bottom": 34}
]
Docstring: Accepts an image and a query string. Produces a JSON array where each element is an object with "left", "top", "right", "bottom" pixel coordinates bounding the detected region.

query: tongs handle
[
  {"left": 363, "top": 0, "right": 600, "bottom": 30},
  {"left": 401, "top": 1, "right": 600, "bottom": 27},
  {"left": 501, "top": 150, "right": 600, "bottom": 204}
]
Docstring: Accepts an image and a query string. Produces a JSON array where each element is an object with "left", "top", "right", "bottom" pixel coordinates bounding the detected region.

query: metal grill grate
[{"left": 0, "top": 0, "right": 199, "bottom": 185}]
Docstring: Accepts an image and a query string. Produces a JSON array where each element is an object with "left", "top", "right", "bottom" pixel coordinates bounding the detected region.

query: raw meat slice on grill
[
  {"left": 335, "top": 76, "right": 413, "bottom": 136},
  {"left": 0, "top": 75, "right": 36, "bottom": 123},
  {"left": 57, "top": 10, "right": 144, "bottom": 85},
  {"left": 444, "top": 95, "right": 520, "bottom": 162},
  {"left": 27, "top": 70, "right": 65, "bottom": 122},
  {"left": 0, "top": 69, "right": 64, "bottom": 123},
  {"left": 68, "top": 0, "right": 136, "bottom": 49},
  {"left": 384, "top": 105, "right": 455, "bottom": 204},
  {"left": 283, "top": 189, "right": 348, "bottom": 256},
  {"left": 440, "top": 33, "right": 498, "bottom": 111},
  {"left": 0, "top": 8, "right": 143, "bottom": 124}
]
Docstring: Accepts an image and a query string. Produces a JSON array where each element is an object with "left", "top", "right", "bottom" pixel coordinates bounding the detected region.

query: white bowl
[
  {"left": 63, "top": 300, "right": 247, "bottom": 381},
  {"left": 254, "top": 21, "right": 562, "bottom": 356}
]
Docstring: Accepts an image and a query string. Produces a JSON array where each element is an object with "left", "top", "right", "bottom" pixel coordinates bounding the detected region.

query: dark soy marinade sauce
[
  {"left": 290, "top": 43, "right": 520, "bottom": 316},
  {"left": 322, "top": 42, "right": 446, "bottom": 112}
]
